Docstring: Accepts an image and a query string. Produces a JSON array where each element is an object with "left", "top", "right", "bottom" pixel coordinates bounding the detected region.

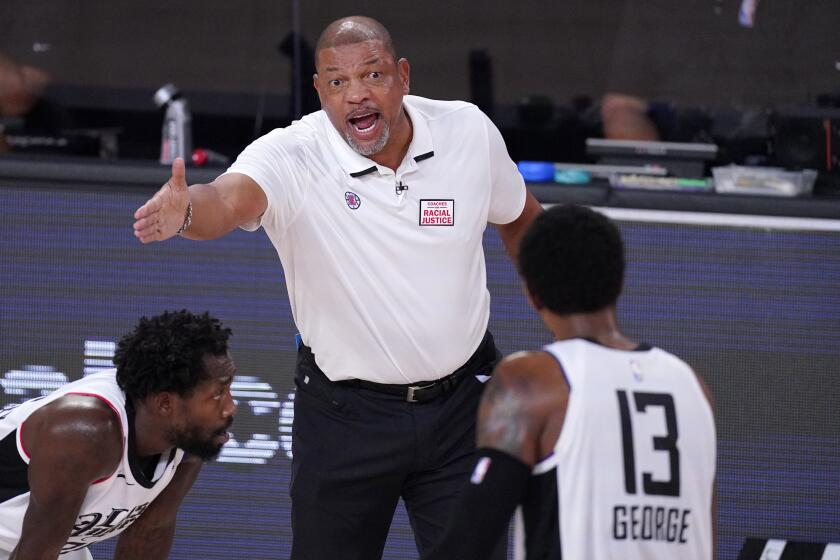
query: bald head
[{"left": 315, "top": 16, "right": 397, "bottom": 69}]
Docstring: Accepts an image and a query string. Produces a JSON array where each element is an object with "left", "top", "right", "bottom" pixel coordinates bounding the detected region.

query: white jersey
[
  {"left": 513, "top": 338, "right": 715, "bottom": 560},
  {"left": 0, "top": 370, "right": 185, "bottom": 558}
]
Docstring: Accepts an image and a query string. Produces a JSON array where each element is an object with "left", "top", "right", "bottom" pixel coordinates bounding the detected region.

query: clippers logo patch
[
  {"left": 419, "top": 199, "right": 454, "bottom": 226},
  {"left": 345, "top": 191, "right": 361, "bottom": 210},
  {"left": 471, "top": 456, "right": 492, "bottom": 484}
]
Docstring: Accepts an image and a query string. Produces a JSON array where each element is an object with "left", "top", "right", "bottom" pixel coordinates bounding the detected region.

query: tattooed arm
[
  {"left": 421, "top": 352, "right": 569, "bottom": 560},
  {"left": 477, "top": 350, "right": 569, "bottom": 466}
]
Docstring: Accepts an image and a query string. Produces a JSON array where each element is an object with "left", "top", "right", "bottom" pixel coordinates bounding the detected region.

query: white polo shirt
[{"left": 225, "top": 95, "right": 526, "bottom": 383}]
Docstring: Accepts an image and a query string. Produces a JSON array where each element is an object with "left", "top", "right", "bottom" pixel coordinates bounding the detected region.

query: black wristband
[{"left": 422, "top": 448, "right": 531, "bottom": 560}]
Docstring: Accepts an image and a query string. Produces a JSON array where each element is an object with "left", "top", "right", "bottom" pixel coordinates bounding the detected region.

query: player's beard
[{"left": 172, "top": 417, "right": 233, "bottom": 461}]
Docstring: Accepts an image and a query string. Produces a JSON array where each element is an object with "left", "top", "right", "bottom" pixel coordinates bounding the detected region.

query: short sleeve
[
  {"left": 484, "top": 114, "right": 526, "bottom": 225},
  {"left": 222, "top": 128, "right": 310, "bottom": 233}
]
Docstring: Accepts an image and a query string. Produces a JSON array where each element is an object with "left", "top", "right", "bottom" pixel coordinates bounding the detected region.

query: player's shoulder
[
  {"left": 492, "top": 350, "right": 568, "bottom": 398},
  {"left": 42, "top": 392, "right": 120, "bottom": 420},
  {"left": 484, "top": 351, "right": 569, "bottom": 448},
  {"left": 496, "top": 349, "right": 557, "bottom": 372},
  {"left": 28, "top": 393, "right": 122, "bottom": 449},
  {"left": 22, "top": 393, "right": 123, "bottom": 477}
]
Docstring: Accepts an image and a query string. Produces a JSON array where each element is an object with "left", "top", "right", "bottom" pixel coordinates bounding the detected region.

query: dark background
[
  {"left": 2, "top": 0, "right": 837, "bottom": 107},
  {"left": 1, "top": 180, "right": 838, "bottom": 559},
  {"left": 2, "top": 1, "right": 840, "bottom": 165}
]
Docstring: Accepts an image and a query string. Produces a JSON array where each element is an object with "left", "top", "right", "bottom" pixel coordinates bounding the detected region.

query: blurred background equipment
[
  {"left": 770, "top": 107, "right": 840, "bottom": 173},
  {"left": 587, "top": 138, "right": 718, "bottom": 178},
  {"left": 154, "top": 83, "right": 192, "bottom": 165},
  {"left": 191, "top": 147, "right": 230, "bottom": 167}
]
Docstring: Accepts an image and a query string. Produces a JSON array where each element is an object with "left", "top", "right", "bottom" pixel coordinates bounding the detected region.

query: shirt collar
[{"left": 322, "top": 95, "right": 435, "bottom": 178}]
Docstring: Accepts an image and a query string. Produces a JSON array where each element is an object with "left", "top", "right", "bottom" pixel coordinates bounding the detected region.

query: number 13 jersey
[{"left": 514, "top": 338, "right": 716, "bottom": 560}]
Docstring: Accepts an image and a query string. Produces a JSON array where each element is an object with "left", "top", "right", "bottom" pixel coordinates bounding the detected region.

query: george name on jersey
[{"left": 613, "top": 504, "right": 691, "bottom": 543}]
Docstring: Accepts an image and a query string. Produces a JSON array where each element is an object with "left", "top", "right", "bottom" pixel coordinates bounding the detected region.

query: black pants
[{"left": 290, "top": 332, "right": 506, "bottom": 560}]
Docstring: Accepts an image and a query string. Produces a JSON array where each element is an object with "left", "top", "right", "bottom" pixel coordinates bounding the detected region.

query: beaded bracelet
[{"left": 176, "top": 200, "right": 192, "bottom": 235}]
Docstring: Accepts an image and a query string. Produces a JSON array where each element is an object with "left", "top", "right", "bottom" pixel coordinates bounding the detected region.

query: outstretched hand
[{"left": 133, "top": 158, "right": 190, "bottom": 243}]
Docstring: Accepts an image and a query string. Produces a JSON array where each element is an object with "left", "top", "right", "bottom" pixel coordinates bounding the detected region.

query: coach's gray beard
[{"left": 345, "top": 119, "right": 390, "bottom": 157}]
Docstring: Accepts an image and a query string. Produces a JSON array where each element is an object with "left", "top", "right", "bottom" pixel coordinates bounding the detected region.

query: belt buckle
[
  {"left": 405, "top": 382, "right": 437, "bottom": 402},
  {"left": 406, "top": 384, "right": 426, "bottom": 403}
]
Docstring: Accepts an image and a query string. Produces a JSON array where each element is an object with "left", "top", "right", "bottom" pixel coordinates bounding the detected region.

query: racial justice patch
[{"left": 419, "top": 199, "right": 454, "bottom": 226}]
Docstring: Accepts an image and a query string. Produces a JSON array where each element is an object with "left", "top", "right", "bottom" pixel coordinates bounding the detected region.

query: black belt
[
  {"left": 332, "top": 331, "right": 499, "bottom": 403},
  {"left": 337, "top": 367, "right": 465, "bottom": 402}
]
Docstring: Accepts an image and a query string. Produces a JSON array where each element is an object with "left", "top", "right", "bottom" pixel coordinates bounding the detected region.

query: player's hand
[{"left": 133, "top": 158, "right": 190, "bottom": 243}]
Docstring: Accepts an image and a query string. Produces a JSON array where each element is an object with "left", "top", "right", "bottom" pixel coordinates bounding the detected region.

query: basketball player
[
  {"left": 425, "top": 205, "right": 716, "bottom": 559},
  {"left": 0, "top": 310, "right": 236, "bottom": 560}
]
